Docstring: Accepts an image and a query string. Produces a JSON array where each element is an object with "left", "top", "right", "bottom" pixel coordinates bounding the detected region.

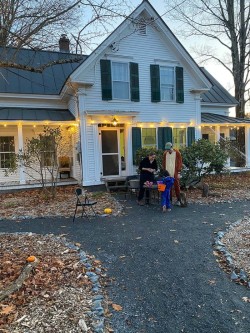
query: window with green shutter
[
  {"left": 100, "top": 60, "right": 112, "bottom": 100},
  {"left": 150, "top": 65, "right": 160, "bottom": 102},
  {"left": 176, "top": 67, "right": 184, "bottom": 103},
  {"left": 132, "top": 127, "right": 142, "bottom": 164},
  {"left": 187, "top": 127, "right": 195, "bottom": 146},
  {"left": 150, "top": 65, "right": 184, "bottom": 103},
  {"left": 100, "top": 60, "right": 140, "bottom": 101},
  {"left": 157, "top": 127, "right": 172, "bottom": 150},
  {"left": 130, "top": 62, "right": 140, "bottom": 102}
]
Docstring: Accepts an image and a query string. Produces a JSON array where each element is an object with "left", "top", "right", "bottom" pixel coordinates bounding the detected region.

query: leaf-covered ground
[
  {"left": 0, "top": 186, "right": 123, "bottom": 220},
  {"left": 0, "top": 173, "right": 250, "bottom": 332}
]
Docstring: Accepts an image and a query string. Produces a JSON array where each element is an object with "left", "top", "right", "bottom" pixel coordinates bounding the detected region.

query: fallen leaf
[
  {"left": 1, "top": 305, "right": 15, "bottom": 315},
  {"left": 119, "top": 255, "right": 126, "bottom": 259},
  {"left": 174, "top": 240, "right": 179, "bottom": 244},
  {"left": 242, "top": 297, "right": 250, "bottom": 303},
  {"left": 112, "top": 303, "right": 123, "bottom": 311},
  {"left": 75, "top": 242, "right": 81, "bottom": 247}
]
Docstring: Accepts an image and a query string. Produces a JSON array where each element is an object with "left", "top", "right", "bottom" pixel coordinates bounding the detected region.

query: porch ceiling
[
  {"left": 0, "top": 107, "right": 75, "bottom": 121},
  {"left": 201, "top": 113, "right": 250, "bottom": 124}
]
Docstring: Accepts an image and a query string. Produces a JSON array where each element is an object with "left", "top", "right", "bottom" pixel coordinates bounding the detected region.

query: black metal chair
[{"left": 73, "top": 188, "right": 97, "bottom": 222}]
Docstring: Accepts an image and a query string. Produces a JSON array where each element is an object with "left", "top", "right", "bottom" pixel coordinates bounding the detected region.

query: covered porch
[
  {"left": 201, "top": 113, "right": 250, "bottom": 167},
  {"left": 0, "top": 107, "right": 81, "bottom": 187}
]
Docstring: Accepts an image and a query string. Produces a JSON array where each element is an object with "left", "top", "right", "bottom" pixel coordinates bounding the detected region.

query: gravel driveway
[{"left": 1, "top": 198, "right": 250, "bottom": 333}]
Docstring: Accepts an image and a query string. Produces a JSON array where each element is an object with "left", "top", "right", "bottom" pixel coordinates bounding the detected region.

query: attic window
[{"left": 137, "top": 20, "right": 147, "bottom": 35}]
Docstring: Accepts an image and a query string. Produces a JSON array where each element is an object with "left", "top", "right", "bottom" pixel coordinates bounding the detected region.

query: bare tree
[
  {"left": 0, "top": 0, "right": 130, "bottom": 70},
  {"left": 164, "top": 0, "right": 250, "bottom": 117},
  {"left": 164, "top": 0, "right": 250, "bottom": 165}
]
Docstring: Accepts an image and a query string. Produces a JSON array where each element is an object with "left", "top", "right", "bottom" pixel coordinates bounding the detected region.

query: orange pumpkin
[{"left": 26, "top": 255, "right": 36, "bottom": 262}]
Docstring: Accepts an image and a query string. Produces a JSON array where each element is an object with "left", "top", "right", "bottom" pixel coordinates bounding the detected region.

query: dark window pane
[
  {"left": 102, "top": 131, "right": 118, "bottom": 153},
  {"left": 103, "top": 155, "right": 119, "bottom": 176}
]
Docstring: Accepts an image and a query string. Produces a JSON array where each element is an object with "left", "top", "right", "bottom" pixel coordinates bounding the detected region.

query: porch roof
[
  {"left": 0, "top": 107, "right": 75, "bottom": 121},
  {"left": 201, "top": 113, "right": 250, "bottom": 124}
]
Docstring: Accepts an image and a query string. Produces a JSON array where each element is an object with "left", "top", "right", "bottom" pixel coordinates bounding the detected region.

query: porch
[{"left": 0, "top": 177, "right": 78, "bottom": 192}]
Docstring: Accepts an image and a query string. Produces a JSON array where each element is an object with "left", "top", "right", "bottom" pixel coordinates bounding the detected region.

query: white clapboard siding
[{"left": 77, "top": 20, "right": 199, "bottom": 124}]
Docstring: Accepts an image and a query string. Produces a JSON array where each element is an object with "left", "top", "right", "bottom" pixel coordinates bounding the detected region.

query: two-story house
[{"left": 1, "top": 0, "right": 250, "bottom": 189}]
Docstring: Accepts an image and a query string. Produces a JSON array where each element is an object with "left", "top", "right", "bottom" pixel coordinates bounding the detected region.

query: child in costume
[{"left": 160, "top": 170, "right": 175, "bottom": 212}]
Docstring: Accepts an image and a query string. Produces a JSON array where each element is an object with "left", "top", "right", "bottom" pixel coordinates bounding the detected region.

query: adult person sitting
[
  {"left": 162, "top": 142, "right": 183, "bottom": 206},
  {"left": 137, "top": 152, "right": 158, "bottom": 205}
]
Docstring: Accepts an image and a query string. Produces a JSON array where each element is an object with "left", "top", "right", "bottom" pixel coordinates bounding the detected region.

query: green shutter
[
  {"left": 132, "top": 127, "right": 142, "bottom": 164},
  {"left": 187, "top": 127, "right": 195, "bottom": 146},
  {"left": 100, "top": 59, "right": 112, "bottom": 100},
  {"left": 176, "top": 66, "right": 184, "bottom": 103},
  {"left": 150, "top": 64, "right": 160, "bottom": 102},
  {"left": 130, "top": 62, "right": 140, "bottom": 102},
  {"left": 158, "top": 127, "right": 173, "bottom": 150}
]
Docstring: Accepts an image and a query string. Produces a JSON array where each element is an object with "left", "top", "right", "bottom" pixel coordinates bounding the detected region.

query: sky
[{"left": 128, "top": 0, "right": 234, "bottom": 95}]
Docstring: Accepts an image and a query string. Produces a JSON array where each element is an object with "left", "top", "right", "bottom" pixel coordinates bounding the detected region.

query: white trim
[{"left": 17, "top": 124, "right": 26, "bottom": 184}]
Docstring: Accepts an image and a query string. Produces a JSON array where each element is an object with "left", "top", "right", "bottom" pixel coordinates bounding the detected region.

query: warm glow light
[
  {"left": 4, "top": 124, "right": 7, "bottom": 127},
  {"left": 33, "top": 125, "right": 36, "bottom": 128},
  {"left": 112, "top": 116, "right": 118, "bottom": 126}
]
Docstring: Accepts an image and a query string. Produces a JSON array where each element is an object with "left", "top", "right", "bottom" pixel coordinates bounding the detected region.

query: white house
[{"left": 1, "top": 0, "right": 250, "bottom": 189}]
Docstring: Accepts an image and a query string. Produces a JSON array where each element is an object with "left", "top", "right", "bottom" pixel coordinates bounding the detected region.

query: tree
[
  {"left": 164, "top": 0, "right": 250, "bottom": 164},
  {"left": 179, "top": 139, "right": 229, "bottom": 187},
  {"left": 0, "top": 0, "right": 130, "bottom": 71}
]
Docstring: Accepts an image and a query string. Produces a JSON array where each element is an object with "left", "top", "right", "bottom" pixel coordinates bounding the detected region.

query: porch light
[{"left": 112, "top": 117, "right": 118, "bottom": 126}]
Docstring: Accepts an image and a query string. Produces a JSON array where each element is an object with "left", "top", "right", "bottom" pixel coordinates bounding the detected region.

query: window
[
  {"left": 173, "top": 128, "right": 186, "bottom": 150},
  {"left": 0, "top": 136, "right": 15, "bottom": 168},
  {"left": 112, "top": 62, "right": 129, "bottom": 100},
  {"left": 160, "top": 66, "right": 175, "bottom": 101},
  {"left": 40, "top": 135, "right": 56, "bottom": 167},
  {"left": 142, "top": 128, "right": 156, "bottom": 148},
  {"left": 150, "top": 65, "right": 184, "bottom": 103},
  {"left": 100, "top": 60, "right": 139, "bottom": 101}
]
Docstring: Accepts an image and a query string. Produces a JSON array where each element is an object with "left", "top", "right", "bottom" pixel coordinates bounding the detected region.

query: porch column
[
  {"left": 215, "top": 126, "right": 220, "bottom": 142},
  {"left": 17, "top": 123, "right": 26, "bottom": 184},
  {"left": 194, "top": 94, "right": 202, "bottom": 140},
  {"left": 126, "top": 125, "right": 134, "bottom": 175},
  {"left": 245, "top": 126, "right": 250, "bottom": 167}
]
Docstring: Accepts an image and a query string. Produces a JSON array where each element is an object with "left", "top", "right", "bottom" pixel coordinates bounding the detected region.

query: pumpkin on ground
[
  {"left": 104, "top": 208, "right": 112, "bottom": 214},
  {"left": 26, "top": 255, "right": 36, "bottom": 262}
]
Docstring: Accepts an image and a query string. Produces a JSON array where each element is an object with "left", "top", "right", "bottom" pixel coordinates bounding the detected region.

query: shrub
[{"left": 179, "top": 139, "right": 229, "bottom": 188}]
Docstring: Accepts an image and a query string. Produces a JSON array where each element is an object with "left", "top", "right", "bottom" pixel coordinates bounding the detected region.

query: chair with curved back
[{"left": 73, "top": 188, "right": 97, "bottom": 222}]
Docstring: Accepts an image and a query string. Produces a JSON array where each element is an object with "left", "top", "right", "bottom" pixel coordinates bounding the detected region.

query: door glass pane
[
  {"left": 102, "top": 131, "right": 118, "bottom": 153},
  {"left": 103, "top": 155, "right": 119, "bottom": 176}
]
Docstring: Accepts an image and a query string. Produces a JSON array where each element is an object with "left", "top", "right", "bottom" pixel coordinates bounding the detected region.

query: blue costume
[{"left": 161, "top": 176, "right": 175, "bottom": 209}]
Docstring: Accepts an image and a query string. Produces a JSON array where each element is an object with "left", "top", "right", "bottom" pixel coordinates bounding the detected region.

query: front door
[{"left": 101, "top": 130, "right": 119, "bottom": 176}]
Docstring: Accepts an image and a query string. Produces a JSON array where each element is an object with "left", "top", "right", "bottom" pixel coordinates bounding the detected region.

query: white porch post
[
  {"left": 245, "top": 126, "right": 250, "bottom": 167},
  {"left": 215, "top": 125, "right": 221, "bottom": 142},
  {"left": 78, "top": 88, "right": 88, "bottom": 186},
  {"left": 194, "top": 94, "right": 202, "bottom": 140},
  {"left": 126, "top": 125, "right": 134, "bottom": 175},
  {"left": 17, "top": 123, "right": 26, "bottom": 184}
]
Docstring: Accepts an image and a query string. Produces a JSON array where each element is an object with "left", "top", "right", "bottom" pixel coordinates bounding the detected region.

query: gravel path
[{"left": 1, "top": 198, "right": 250, "bottom": 333}]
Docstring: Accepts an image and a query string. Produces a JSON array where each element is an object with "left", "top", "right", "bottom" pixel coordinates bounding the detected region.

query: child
[{"left": 160, "top": 170, "right": 175, "bottom": 212}]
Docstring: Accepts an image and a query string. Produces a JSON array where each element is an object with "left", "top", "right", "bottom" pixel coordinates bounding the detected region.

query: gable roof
[
  {"left": 200, "top": 68, "right": 238, "bottom": 106},
  {"left": 0, "top": 47, "right": 86, "bottom": 95},
  {"left": 69, "top": 0, "right": 211, "bottom": 90}
]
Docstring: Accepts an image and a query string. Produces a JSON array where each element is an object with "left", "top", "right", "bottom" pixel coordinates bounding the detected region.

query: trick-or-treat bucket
[{"left": 157, "top": 181, "right": 166, "bottom": 192}]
